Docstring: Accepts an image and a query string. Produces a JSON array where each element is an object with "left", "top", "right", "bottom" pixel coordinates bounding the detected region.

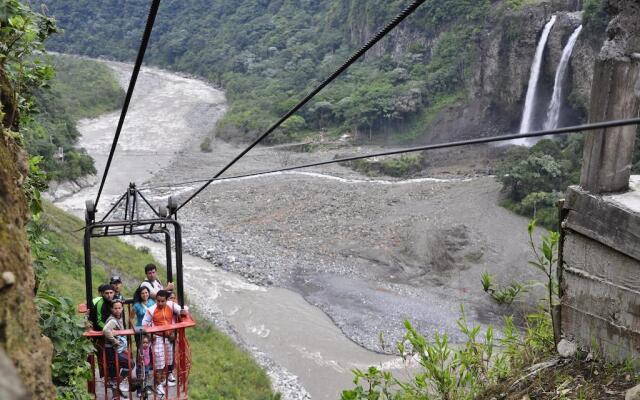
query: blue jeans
[{"left": 105, "top": 347, "right": 131, "bottom": 379}]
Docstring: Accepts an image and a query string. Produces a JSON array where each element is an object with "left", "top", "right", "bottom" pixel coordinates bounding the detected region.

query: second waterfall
[{"left": 543, "top": 25, "right": 583, "bottom": 130}]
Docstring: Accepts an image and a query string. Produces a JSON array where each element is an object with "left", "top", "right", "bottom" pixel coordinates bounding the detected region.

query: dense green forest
[
  {"left": 39, "top": 0, "right": 502, "bottom": 144},
  {"left": 497, "top": 131, "right": 640, "bottom": 228},
  {"left": 23, "top": 55, "right": 123, "bottom": 181}
]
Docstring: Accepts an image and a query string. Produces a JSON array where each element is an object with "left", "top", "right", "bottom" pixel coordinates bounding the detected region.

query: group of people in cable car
[{"left": 88, "top": 263, "right": 188, "bottom": 399}]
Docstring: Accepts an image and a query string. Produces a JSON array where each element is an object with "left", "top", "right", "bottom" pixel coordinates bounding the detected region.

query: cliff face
[
  {"left": 347, "top": 0, "right": 600, "bottom": 142},
  {"left": 450, "top": 1, "right": 597, "bottom": 139},
  {"left": 0, "top": 70, "right": 55, "bottom": 399}
]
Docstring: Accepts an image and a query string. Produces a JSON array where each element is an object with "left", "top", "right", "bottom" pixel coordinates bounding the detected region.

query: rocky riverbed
[
  {"left": 59, "top": 59, "right": 541, "bottom": 399},
  {"left": 149, "top": 158, "right": 540, "bottom": 351}
]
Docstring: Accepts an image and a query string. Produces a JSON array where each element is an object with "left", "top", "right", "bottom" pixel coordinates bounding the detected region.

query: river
[{"left": 55, "top": 60, "right": 407, "bottom": 399}]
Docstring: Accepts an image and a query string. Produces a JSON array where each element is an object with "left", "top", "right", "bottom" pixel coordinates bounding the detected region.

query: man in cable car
[
  {"left": 90, "top": 283, "right": 115, "bottom": 330},
  {"left": 111, "top": 275, "right": 125, "bottom": 302},
  {"left": 140, "top": 263, "right": 174, "bottom": 300},
  {"left": 141, "top": 289, "right": 187, "bottom": 396}
]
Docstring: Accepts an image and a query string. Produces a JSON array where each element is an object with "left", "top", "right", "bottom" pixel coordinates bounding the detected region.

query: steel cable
[
  {"left": 174, "top": 0, "right": 427, "bottom": 213},
  {"left": 141, "top": 117, "right": 640, "bottom": 192},
  {"left": 94, "top": 0, "right": 162, "bottom": 208}
]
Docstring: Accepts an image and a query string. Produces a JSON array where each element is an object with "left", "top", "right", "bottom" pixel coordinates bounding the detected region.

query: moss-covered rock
[{"left": 0, "top": 78, "right": 55, "bottom": 399}]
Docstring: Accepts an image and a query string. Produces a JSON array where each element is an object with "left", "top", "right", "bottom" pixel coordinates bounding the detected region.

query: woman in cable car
[{"left": 82, "top": 191, "right": 194, "bottom": 400}]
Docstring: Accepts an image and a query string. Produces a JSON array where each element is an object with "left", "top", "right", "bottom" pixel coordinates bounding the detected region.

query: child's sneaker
[
  {"left": 167, "top": 371, "right": 176, "bottom": 386},
  {"left": 119, "top": 378, "right": 129, "bottom": 393}
]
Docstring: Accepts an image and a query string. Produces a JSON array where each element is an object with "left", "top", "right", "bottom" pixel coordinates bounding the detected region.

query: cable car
[{"left": 80, "top": 183, "right": 195, "bottom": 400}]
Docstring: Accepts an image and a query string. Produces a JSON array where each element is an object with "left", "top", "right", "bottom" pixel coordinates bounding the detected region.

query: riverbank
[
  {"left": 38, "top": 201, "right": 276, "bottom": 399},
  {"left": 57, "top": 59, "right": 542, "bottom": 398},
  {"left": 56, "top": 60, "right": 410, "bottom": 399}
]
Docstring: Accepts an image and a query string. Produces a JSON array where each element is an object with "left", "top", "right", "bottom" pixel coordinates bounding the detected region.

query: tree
[
  {"left": 498, "top": 154, "right": 563, "bottom": 202},
  {"left": 309, "top": 100, "right": 333, "bottom": 129}
]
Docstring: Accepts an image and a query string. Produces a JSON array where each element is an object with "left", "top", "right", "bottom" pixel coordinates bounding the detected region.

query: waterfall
[
  {"left": 519, "top": 15, "right": 557, "bottom": 134},
  {"left": 543, "top": 25, "right": 583, "bottom": 130}
]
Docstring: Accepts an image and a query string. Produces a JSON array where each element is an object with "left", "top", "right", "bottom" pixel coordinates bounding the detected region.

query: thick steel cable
[
  {"left": 174, "top": 0, "right": 427, "bottom": 213},
  {"left": 141, "top": 117, "right": 640, "bottom": 192},
  {"left": 94, "top": 0, "right": 162, "bottom": 209}
]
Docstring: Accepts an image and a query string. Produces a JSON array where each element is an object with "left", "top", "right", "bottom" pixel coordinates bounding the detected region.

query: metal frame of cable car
[{"left": 83, "top": 182, "right": 185, "bottom": 310}]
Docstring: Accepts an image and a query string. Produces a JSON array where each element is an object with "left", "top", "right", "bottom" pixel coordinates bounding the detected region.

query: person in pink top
[{"left": 137, "top": 335, "right": 153, "bottom": 398}]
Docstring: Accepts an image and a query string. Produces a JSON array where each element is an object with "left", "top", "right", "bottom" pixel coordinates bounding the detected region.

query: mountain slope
[{"left": 39, "top": 0, "right": 603, "bottom": 145}]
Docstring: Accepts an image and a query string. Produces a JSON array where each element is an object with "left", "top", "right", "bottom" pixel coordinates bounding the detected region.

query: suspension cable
[
  {"left": 141, "top": 117, "right": 640, "bottom": 192},
  {"left": 94, "top": 0, "right": 162, "bottom": 209},
  {"left": 174, "top": 0, "right": 427, "bottom": 213}
]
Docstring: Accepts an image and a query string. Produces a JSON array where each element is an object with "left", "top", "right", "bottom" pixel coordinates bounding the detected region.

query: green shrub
[
  {"left": 36, "top": 291, "right": 94, "bottom": 399},
  {"left": 503, "top": 0, "right": 537, "bottom": 9},
  {"left": 349, "top": 154, "right": 424, "bottom": 177},
  {"left": 512, "top": 191, "right": 562, "bottom": 228},
  {"left": 583, "top": 0, "right": 608, "bottom": 38},
  {"left": 342, "top": 307, "right": 528, "bottom": 400},
  {"left": 497, "top": 154, "right": 563, "bottom": 202},
  {"left": 200, "top": 136, "right": 213, "bottom": 152},
  {"left": 379, "top": 154, "right": 423, "bottom": 177}
]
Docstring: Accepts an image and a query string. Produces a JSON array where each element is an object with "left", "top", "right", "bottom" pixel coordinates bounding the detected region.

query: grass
[{"left": 39, "top": 201, "right": 276, "bottom": 399}]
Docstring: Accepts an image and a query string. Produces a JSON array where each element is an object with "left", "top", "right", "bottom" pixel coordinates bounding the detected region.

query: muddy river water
[
  {"left": 55, "top": 57, "right": 541, "bottom": 399},
  {"left": 55, "top": 61, "right": 413, "bottom": 399}
]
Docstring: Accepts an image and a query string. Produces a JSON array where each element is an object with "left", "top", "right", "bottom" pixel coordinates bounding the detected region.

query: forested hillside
[
  {"left": 38, "top": 0, "right": 598, "bottom": 145},
  {"left": 23, "top": 55, "right": 123, "bottom": 181}
]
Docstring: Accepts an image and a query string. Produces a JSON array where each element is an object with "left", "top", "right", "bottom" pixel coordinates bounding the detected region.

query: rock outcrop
[
  {"left": 44, "top": 174, "right": 98, "bottom": 201},
  {"left": 467, "top": 1, "right": 598, "bottom": 136},
  {"left": 0, "top": 70, "right": 56, "bottom": 399},
  {"left": 372, "top": 0, "right": 601, "bottom": 142}
]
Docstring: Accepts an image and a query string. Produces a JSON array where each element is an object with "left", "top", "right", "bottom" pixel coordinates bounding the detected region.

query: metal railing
[{"left": 83, "top": 315, "right": 196, "bottom": 400}]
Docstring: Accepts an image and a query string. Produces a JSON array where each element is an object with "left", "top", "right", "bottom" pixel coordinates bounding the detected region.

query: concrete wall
[
  {"left": 561, "top": 185, "right": 640, "bottom": 363},
  {"left": 559, "top": 0, "right": 640, "bottom": 363}
]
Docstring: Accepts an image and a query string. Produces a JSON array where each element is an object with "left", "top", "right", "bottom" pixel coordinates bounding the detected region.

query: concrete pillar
[
  {"left": 579, "top": 58, "right": 640, "bottom": 193},
  {"left": 561, "top": 0, "right": 640, "bottom": 364}
]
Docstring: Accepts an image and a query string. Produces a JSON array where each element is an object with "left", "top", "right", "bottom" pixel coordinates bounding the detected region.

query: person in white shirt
[{"left": 140, "top": 263, "right": 174, "bottom": 299}]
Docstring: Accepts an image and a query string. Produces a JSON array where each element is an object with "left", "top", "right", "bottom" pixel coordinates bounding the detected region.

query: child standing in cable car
[{"left": 137, "top": 335, "right": 153, "bottom": 398}]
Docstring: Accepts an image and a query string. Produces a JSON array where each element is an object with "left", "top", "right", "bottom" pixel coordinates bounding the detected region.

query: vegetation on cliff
[
  {"left": 22, "top": 55, "right": 124, "bottom": 181},
  {"left": 0, "top": 1, "right": 63, "bottom": 398},
  {"left": 582, "top": 0, "right": 609, "bottom": 40}
]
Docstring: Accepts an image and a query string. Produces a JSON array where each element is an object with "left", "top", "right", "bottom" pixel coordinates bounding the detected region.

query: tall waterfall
[
  {"left": 543, "top": 25, "right": 583, "bottom": 130},
  {"left": 519, "top": 15, "right": 557, "bottom": 134}
]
